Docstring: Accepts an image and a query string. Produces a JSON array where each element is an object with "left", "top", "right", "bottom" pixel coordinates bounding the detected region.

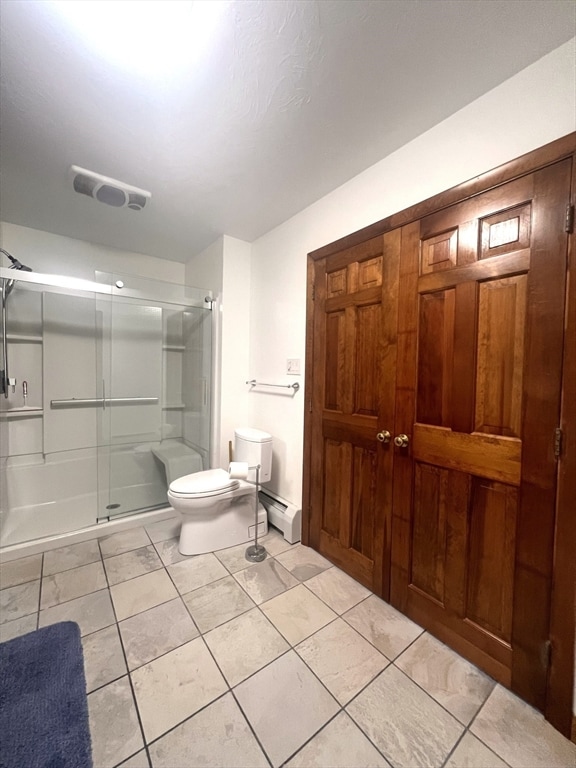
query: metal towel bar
[
  {"left": 246, "top": 379, "right": 300, "bottom": 392},
  {"left": 50, "top": 397, "right": 159, "bottom": 408}
]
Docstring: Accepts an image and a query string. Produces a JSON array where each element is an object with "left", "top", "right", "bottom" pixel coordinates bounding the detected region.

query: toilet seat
[{"left": 169, "top": 468, "right": 239, "bottom": 499}]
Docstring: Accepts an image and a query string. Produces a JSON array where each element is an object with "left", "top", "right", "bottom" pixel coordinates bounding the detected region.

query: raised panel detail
[
  {"left": 466, "top": 479, "right": 516, "bottom": 644},
  {"left": 354, "top": 303, "right": 381, "bottom": 416},
  {"left": 322, "top": 439, "right": 351, "bottom": 539},
  {"left": 417, "top": 290, "right": 455, "bottom": 426},
  {"left": 480, "top": 203, "right": 531, "bottom": 259},
  {"left": 326, "top": 268, "right": 347, "bottom": 298},
  {"left": 350, "top": 446, "right": 378, "bottom": 559},
  {"left": 475, "top": 275, "right": 527, "bottom": 437},
  {"left": 411, "top": 462, "right": 448, "bottom": 604},
  {"left": 421, "top": 229, "right": 457, "bottom": 275},
  {"left": 325, "top": 311, "right": 345, "bottom": 411},
  {"left": 358, "top": 257, "right": 383, "bottom": 289}
]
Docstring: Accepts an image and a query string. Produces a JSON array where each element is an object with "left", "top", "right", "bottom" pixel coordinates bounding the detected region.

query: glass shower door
[{"left": 96, "top": 273, "right": 212, "bottom": 520}]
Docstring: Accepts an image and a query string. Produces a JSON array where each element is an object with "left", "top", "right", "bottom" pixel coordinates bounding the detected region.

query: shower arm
[{"left": 1, "top": 281, "right": 8, "bottom": 397}]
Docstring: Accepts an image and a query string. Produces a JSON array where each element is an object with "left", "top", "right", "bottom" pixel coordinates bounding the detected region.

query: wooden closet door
[
  {"left": 307, "top": 233, "right": 400, "bottom": 594},
  {"left": 390, "top": 159, "right": 571, "bottom": 708}
]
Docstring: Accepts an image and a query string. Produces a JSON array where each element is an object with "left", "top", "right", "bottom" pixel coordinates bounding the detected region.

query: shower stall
[{"left": 0, "top": 264, "right": 212, "bottom": 548}]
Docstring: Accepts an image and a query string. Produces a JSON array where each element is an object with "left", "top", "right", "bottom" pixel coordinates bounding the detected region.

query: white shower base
[{"left": 0, "top": 440, "right": 196, "bottom": 549}]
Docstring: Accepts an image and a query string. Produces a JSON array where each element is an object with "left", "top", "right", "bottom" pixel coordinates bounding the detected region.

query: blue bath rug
[{"left": 0, "top": 621, "right": 93, "bottom": 768}]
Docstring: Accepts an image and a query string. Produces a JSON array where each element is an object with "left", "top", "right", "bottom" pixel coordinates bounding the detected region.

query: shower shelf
[
  {"left": 162, "top": 403, "right": 185, "bottom": 410},
  {"left": 162, "top": 345, "right": 186, "bottom": 351},
  {"left": 0, "top": 408, "right": 43, "bottom": 418},
  {"left": 6, "top": 333, "right": 43, "bottom": 343}
]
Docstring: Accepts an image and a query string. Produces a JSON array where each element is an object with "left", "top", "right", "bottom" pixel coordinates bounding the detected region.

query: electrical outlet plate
[{"left": 287, "top": 358, "right": 301, "bottom": 375}]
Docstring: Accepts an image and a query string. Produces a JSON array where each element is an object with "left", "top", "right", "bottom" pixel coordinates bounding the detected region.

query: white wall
[
  {"left": 246, "top": 38, "right": 576, "bottom": 507},
  {"left": 0, "top": 222, "right": 185, "bottom": 283}
]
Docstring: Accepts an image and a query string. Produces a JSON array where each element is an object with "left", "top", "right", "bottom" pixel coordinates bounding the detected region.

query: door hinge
[
  {"left": 554, "top": 427, "right": 563, "bottom": 459},
  {"left": 541, "top": 639, "right": 552, "bottom": 669},
  {"left": 566, "top": 204, "right": 574, "bottom": 234}
]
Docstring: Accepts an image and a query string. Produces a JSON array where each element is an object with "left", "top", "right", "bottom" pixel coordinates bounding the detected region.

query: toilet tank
[{"left": 234, "top": 428, "right": 273, "bottom": 483}]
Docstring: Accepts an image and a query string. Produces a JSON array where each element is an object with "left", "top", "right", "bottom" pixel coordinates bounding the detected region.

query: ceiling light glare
[{"left": 50, "top": 0, "right": 227, "bottom": 78}]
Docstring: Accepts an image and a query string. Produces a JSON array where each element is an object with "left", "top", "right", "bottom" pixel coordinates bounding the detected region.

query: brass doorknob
[
  {"left": 394, "top": 434, "right": 410, "bottom": 448},
  {"left": 376, "top": 430, "right": 391, "bottom": 443}
]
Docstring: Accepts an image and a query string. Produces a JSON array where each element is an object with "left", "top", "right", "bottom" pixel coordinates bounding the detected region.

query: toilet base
[{"left": 178, "top": 497, "right": 268, "bottom": 556}]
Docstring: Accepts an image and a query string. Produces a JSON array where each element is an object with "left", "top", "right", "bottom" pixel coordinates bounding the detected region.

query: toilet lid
[{"left": 169, "top": 468, "right": 239, "bottom": 496}]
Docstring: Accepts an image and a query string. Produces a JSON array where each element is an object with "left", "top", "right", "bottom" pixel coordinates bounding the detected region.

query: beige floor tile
[
  {"left": 396, "top": 632, "right": 495, "bottom": 725},
  {"left": 204, "top": 607, "right": 289, "bottom": 686},
  {"left": 82, "top": 624, "right": 127, "bottom": 692},
  {"left": 103, "top": 545, "right": 163, "bottom": 586},
  {"left": 285, "top": 711, "right": 391, "bottom": 768},
  {"left": 344, "top": 594, "right": 423, "bottom": 659},
  {"left": 117, "top": 750, "right": 150, "bottom": 768},
  {"left": 43, "top": 539, "right": 101, "bottom": 576},
  {"left": 38, "top": 588, "right": 115, "bottom": 636},
  {"left": 470, "top": 685, "right": 576, "bottom": 768},
  {"left": 167, "top": 553, "right": 228, "bottom": 594},
  {"left": 182, "top": 574, "right": 255, "bottom": 633},
  {"left": 0, "top": 553, "right": 42, "bottom": 588},
  {"left": 145, "top": 516, "right": 181, "bottom": 544},
  {"left": 100, "top": 527, "right": 151, "bottom": 558},
  {"left": 233, "top": 558, "right": 298, "bottom": 604},
  {"left": 131, "top": 637, "right": 227, "bottom": 743},
  {"left": 0, "top": 579, "right": 40, "bottom": 624},
  {"left": 40, "top": 560, "right": 107, "bottom": 609},
  {"left": 214, "top": 541, "right": 259, "bottom": 573},
  {"left": 110, "top": 568, "right": 178, "bottom": 621},
  {"left": 260, "top": 583, "right": 337, "bottom": 645},
  {"left": 347, "top": 665, "right": 464, "bottom": 768},
  {"left": 154, "top": 537, "right": 190, "bottom": 566},
  {"left": 149, "top": 692, "right": 269, "bottom": 768},
  {"left": 445, "top": 733, "right": 509, "bottom": 768},
  {"left": 275, "top": 544, "right": 333, "bottom": 581},
  {"left": 88, "top": 676, "right": 144, "bottom": 768},
  {"left": 306, "top": 566, "right": 371, "bottom": 614},
  {"left": 296, "top": 618, "right": 388, "bottom": 705},
  {"left": 119, "top": 597, "right": 199, "bottom": 670},
  {"left": 234, "top": 650, "right": 340, "bottom": 767},
  {"left": 259, "top": 528, "right": 294, "bottom": 556},
  {"left": 0, "top": 612, "right": 37, "bottom": 641}
]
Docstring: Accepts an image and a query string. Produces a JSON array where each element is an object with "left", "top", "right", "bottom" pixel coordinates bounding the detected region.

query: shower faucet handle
[{"left": 7, "top": 377, "right": 16, "bottom": 393}]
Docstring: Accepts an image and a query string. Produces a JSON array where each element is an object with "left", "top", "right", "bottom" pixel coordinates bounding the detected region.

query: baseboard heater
[{"left": 259, "top": 488, "right": 301, "bottom": 544}]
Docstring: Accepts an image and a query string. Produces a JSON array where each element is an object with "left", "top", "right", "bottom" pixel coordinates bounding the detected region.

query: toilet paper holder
[{"left": 228, "top": 462, "right": 267, "bottom": 562}]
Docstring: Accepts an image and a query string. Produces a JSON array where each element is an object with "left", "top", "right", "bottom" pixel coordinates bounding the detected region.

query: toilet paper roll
[{"left": 228, "top": 461, "right": 250, "bottom": 479}]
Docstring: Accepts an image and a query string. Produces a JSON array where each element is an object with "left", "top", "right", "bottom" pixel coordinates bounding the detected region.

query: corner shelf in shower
[
  {"left": 162, "top": 345, "right": 186, "bottom": 352},
  {"left": 162, "top": 403, "right": 185, "bottom": 410},
  {"left": 6, "top": 333, "right": 43, "bottom": 343},
  {"left": 0, "top": 408, "right": 44, "bottom": 419}
]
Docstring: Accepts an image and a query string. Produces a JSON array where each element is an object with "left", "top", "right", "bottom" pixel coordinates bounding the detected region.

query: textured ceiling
[{"left": 1, "top": 0, "right": 574, "bottom": 262}]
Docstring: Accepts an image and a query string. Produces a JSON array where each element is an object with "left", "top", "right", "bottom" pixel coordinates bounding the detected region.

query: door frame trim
[{"left": 304, "top": 132, "right": 576, "bottom": 736}]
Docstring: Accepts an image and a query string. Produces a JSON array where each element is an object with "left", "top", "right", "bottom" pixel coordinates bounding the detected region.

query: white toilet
[{"left": 167, "top": 428, "right": 272, "bottom": 556}]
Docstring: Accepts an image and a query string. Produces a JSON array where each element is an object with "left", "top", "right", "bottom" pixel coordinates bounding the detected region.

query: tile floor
[{"left": 1, "top": 517, "right": 575, "bottom": 768}]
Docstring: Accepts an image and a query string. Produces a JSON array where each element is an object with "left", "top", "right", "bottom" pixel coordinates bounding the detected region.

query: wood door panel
[
  {"left": 475, "top": 275, "right": 527, "bottom": 437},
  {"left": 418, "top": 249, "right": 531, "bottom": 293},
  {"left": 412, "top": 424, "right": 521, "bottom": 485},
  {"left": 416, "top": 290, "right": 455, "bottom": 427},
  {"left": 466, "top": 479, "right": 516, "bottom": 643},
  {"left": 324, "top": 311, "right": 345, "bottom": 410},
  {"left": 355, "top": 303, "right": 382, "bottom": 416}
]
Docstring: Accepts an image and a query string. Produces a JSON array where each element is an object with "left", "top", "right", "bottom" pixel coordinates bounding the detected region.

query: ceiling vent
[{"left": 70, "top": 165, "right": 151, "bottom": 211}]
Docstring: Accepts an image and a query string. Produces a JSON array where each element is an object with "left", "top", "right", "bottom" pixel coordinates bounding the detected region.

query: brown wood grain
[{"left": 412, "top": 424, "right": 521, "bottom": 485}]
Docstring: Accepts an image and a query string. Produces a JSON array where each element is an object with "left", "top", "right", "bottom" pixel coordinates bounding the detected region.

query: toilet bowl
[{"left": 168, "top": 428, "right": 272, "bottom": 555}]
